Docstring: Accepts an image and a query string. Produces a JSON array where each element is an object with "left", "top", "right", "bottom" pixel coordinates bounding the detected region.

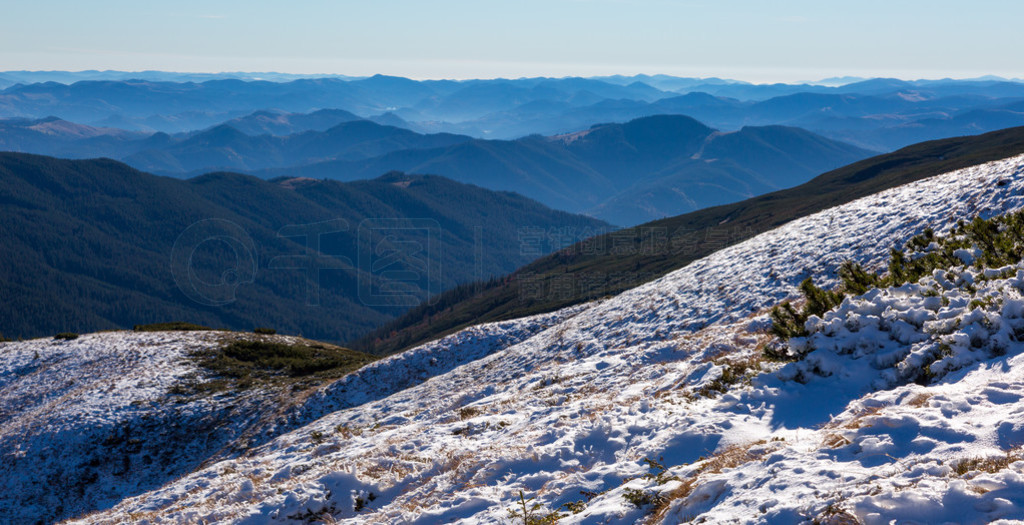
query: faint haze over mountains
[
  {"left": 0, "top": 70, "right": 365, "bottom": 85},
  {"left": 4, "top": 70, "right": 1020, "bottom": 88},
  {"left": 2, "top": 0, "right": 1023, "bottom": 81},
  {"left": 4, "top": 72, "right": 1024, "bottom": 154}
]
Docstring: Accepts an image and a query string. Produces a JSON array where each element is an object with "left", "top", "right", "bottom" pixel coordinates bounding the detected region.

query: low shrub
[
  {"left": 201, "top": 340, "right": 373, "bottom": 379},
  {"left": 563, "top": 500, "right": 587, "bottom": 514},
  {"left": 641, "top": 457, "right": 679, "bottom": 485},
  {"left": 623, "top": 487, "right": 664, "bottom": 508},
  {"left": 287, "top": 503, "right": 339, "bottom": 522},
  {"left": 54, "top": 332, "right": 79, "bottom": 341},
  {"left": 506, "top": 490, "right": 564, "bottom": 525},
  {"left": 770, "top": 210, "right": 1024, "bottom": 344},
  {"left": 175, "top": 338, "right": 376, "bottom": 395},
  {"left": 696, "top": 354, "right": 764, "bottom": 397},
  {"left": 253, "top": 327, "right": 277, "bottom": 335},
  {"left": 770, "top": 277, "right": 843, "bottom": 340},
  {"left": 837, "top": 260, "right": 879, "bottom": 295}
]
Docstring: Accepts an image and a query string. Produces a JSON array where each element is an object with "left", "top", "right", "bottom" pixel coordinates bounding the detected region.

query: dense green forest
[{"left": 0, "top": 153, "right": 608, "bottom": 343}]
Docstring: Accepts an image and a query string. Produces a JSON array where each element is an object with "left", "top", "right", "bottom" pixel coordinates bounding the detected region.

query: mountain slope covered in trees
[{"left": 0, "top": 153, "right": 608, "bottom": 342}]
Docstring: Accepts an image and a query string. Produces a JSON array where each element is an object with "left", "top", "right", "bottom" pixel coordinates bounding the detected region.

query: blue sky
[{"left": 1, "top": 0, "right": 1021, "bottom": 82}]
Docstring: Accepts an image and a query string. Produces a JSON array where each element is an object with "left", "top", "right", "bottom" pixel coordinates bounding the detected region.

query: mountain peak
[{"left": 275, "top": 176, "right": 320, "bottom": 190}]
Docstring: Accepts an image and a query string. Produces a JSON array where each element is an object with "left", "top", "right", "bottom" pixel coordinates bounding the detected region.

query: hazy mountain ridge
[
  {"left": 0, "top": 70, "right": 368, "bottom": 88},
  {"left": 266, "top": 115, "right": 873, "bottom": 225},
  {"left": 219, "top": 108, "right": 363, "bottom": 135},
  {"left": 0, "top": 112, "right": 872, "bottom": 225},
  {"left": 123, "top": 120, "right": 473, "bottom": 174},
  {"left": 0, "top": 74, "right": 672, "bottom": 131},
  {"left": 0, "top": 116, "right": 150, "bottom": 158},
  {"left": 441, "top": 88, "right": 1024, "bottom": 149},
  {"left": 0, "top": 114, "right": 466, "bottom": 175},
  {"left": 4, "top": 73, "right": 1024, "bottom": 150}
]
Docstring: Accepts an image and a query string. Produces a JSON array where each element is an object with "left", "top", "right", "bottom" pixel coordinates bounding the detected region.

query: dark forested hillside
[{"left": 0, "top": 153, "right": 608, "bottom": 342}]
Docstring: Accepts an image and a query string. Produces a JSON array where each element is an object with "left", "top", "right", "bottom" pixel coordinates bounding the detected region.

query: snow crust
[
  {"left": 10, "top": 154, "right": 1024, "bottom": 524},
  {"left": 0, "top": 331, "right": 232, "bottom": 522}
]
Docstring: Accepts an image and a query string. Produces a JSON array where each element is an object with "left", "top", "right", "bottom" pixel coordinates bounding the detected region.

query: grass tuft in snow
[
  {"left": 287, "top": 503, "right": 341, "bottom": 523},
  {"left": 952, "top": 447, "right": 1024, "bottom": 477},
  {"left": 652, "top": 441, "right": 771, "bottom": 520},
  {"left": 457, "top": 405, "right": 482, "bottom": 420},
  {"left": 694, "top": 353, "right": 765, "bottom": 397},
  {"left": 812, "top": 504, "right": 860, "bottom": 525}
]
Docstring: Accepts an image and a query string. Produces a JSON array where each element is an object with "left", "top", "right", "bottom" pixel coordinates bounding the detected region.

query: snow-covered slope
[
  {"left": 0, "top": 310, "right": 581, "bottom": 524},
  {"left": 12, "top": 154, "right": 1024, "bottom": 524},
  {"left": 0, "top": 331, "right": 345, "bottom": 524}
]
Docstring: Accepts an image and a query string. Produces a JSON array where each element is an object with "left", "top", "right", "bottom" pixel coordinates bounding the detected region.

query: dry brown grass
[
  {"left": 393, "top": 445, "right": 514, "bottom": 516},
  {"left": 904, "top": 393, "right": 932, "bottom": 407},
  {"left": 362, "top": 461, "right": 411, "bottom": 481},
  {"left": 693, "top": 352, "right": 766, "bottom": 398},
  {"left": 333, "top": 423, "right": 365, "bottom": 439},
  {"left": 311, "top": 442, "right": 343, "bottom": 457},
  {"left": 823, "top": 403, "right": 887, "bottom": 431},
  {"left": 952, "top": 447, "right": 1024, "bottom": 477},
  {"left": 813, "top": 505, "right": 861, "bottom": 525},
  {"left": 650, "top": 440, "right": 770, "bottom": 522},
  {"left": 822, "top": 432, "right": 852, "bottom": 449},
  {"left": 458, "top": 405, "right": 482, "bottom": 420}
]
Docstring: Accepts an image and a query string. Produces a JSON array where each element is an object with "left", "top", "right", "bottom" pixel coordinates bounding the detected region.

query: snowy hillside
[
  {"left": 0, "top": 311, "right": 582, "bottom": 524},
  {"left": 0, "top": 330, "right": 367, "bottom": 524},
  {"left": 10, "top": 154, "right": 1024, "bottom": 524}
]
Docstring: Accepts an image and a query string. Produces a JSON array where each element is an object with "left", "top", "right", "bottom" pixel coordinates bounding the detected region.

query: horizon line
[{"left": 2, "top": 69, "right": 1022, "bottom": 86}]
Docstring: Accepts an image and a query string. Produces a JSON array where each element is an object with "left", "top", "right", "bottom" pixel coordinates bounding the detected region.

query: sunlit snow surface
[{"left": 8, "top": 154, "right": 1024, "bottom": 523}]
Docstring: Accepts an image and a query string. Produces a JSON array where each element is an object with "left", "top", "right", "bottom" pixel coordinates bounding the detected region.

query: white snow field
[
  {"left": 0, "top": 311, "right": 580, "bottom": 524},
  {"left": 7, "top": 154, "right": 1024, "bottom": 524},
  {"left": 0, "top": 330, "right": 346, "bottom": 524}
]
